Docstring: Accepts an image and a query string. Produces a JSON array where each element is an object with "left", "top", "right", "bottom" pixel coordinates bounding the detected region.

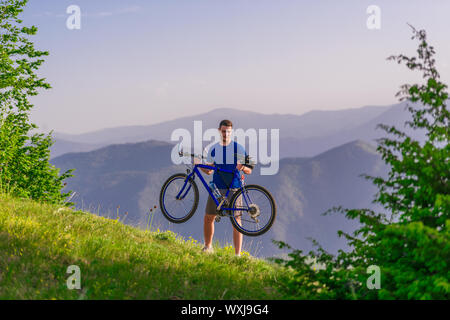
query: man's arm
[{"left": 236, "top": 146, "right": 253, "bottom": 174}]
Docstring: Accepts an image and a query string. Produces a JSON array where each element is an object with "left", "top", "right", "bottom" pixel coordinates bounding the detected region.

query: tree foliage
[
  {"left": 274, "top": 25, "right": 449, "bottom": 300},
  {"left": 0, "top": 0, "right": 74, "bottom": 205}
]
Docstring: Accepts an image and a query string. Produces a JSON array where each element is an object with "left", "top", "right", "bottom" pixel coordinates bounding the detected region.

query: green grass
[{"left": 0, "top": 193, "right": 291, "bottom": 299}]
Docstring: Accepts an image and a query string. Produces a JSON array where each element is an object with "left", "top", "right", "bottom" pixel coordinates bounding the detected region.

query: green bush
[
  {"left": 274, "top": 25, "right": 450, "bottom": 300},
  {"left": 0, "top": 0, "right": 74, "bottom": 205}
]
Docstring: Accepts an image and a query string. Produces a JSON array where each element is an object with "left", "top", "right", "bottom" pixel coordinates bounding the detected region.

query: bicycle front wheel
[
  {"left": 159, "top": 173, "right": 199, "bottom": 223},
  {"left": 229, "top": 185, "right": 276, "bottom": 236}
]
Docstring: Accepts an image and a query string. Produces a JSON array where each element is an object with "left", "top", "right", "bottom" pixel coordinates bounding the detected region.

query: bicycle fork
[{"left": 175, "top": 173, "right": 194, "bottom": 200}]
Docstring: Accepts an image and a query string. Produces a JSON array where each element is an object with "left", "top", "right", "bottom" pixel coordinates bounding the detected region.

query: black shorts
[{"left": 205, "top": 188, "right": 242, "bottom": 215}]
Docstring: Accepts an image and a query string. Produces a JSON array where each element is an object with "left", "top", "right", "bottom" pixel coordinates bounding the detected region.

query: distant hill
[
  {"left": 53, "top": 105, "right": 388, "bottom": 145},
  {"left": 51, "top": 101, "right": 434, "bottom": 160},
  {"left": 277, "top": 101, "right": 428, "bottom": 158},
  {"left": 50, "top": 138, "right": 104, "bottom": 159},
  {"left": 50, "top": 104, "right": 393, "bottom": 159},
  {"left": 51, "top": 139, "right": 389, "bottom": 258}
]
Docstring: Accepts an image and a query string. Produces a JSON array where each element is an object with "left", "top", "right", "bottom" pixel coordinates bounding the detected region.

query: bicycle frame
[{"left": 175, "top": 164, "right": 251, "bottom": 213}]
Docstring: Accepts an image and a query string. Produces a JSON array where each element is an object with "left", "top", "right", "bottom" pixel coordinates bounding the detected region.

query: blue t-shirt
[{"left": 206, "top": 141, "right": 247, "bottom": 189}]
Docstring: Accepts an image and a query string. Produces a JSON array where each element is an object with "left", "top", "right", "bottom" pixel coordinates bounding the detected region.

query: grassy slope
[{"left": 0, "top": 193, "right": 291, "bottom": 299}]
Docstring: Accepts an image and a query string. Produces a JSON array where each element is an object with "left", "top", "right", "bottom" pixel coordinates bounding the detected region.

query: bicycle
[{"left": 159, "top": 148, "right": 276, "bottom": 236}]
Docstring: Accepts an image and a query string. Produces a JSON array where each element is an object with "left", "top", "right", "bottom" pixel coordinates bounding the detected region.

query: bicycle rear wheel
[
  {"left": 159, "top": 173, "right": 199, "bottom": 223},
  {"left": 229, "top": 185, "right": 276, "bottom": 236}
]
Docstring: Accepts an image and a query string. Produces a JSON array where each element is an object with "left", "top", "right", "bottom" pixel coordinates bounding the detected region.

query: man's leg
[
  {"left": 231, "top": 190, "right": 243, "bottom": 256},
  {"left": 204, "top": 213, "right": 216, "bottom": 249},
  {"left": 203, "top": 195, "right": 217, "bottom": 249},
  {"left": 233, "top": 216, "right": 243, "bottom": 256}
]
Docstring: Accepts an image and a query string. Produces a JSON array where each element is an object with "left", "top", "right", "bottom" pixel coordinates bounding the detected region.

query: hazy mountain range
[
  {"left": 53, "top": 105, "right": 388, "bottom": 145},
  {"left": 49, "top": 101, "right": 426, "bottom": 159}
]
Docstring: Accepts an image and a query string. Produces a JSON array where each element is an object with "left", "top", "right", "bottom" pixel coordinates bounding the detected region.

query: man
[{"left": 198, "top": 119, "right": 252, "bottom": 257}]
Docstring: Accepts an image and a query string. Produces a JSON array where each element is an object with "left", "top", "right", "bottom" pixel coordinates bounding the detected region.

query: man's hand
[
  {"left": 237, "top": 164, "right": 252, "bottom": 174},
  {"left": 199, "top": 162, "right": 214, "bottom": 175},
  {"left": 193, "top": 157, "right": 201, "bottom": 165}
]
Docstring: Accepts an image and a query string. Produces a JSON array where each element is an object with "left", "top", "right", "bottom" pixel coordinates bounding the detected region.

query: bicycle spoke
[
  {"left": 240, "top": 217, "right": 259, "bottom": 224},
  {"left": 180, "top": 199, "right": 190, "bottom": 214}
]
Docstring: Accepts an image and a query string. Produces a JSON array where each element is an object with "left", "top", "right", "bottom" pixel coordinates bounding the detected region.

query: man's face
[{"left": 219, "top": 125, "right": 232, "bottom": 143}]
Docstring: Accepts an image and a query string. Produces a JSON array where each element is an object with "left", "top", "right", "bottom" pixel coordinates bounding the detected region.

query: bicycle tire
[
  {"left": 159, "top": 173, "right": 199, "bottom": 223},
  {"left": 229, "top": 184, "right": 276, "bottom": 236}
]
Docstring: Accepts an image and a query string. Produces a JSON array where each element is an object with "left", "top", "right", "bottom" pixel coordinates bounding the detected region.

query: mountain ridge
[{"left": 52, "top": 104, "right": 390, "bottom": 144}]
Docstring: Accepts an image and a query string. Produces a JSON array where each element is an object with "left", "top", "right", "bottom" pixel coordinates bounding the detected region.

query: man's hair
[{"left": 219, "top": 119, "right": 233, "bottom": 128}]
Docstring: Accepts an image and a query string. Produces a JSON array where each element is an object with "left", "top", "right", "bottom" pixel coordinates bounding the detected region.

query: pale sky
[{"left": 19, "top": 0, "right": 450, "bottom": 134}]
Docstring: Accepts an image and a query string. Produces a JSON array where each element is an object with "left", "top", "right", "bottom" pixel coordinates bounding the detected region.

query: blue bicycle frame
[{"left": 175, "top": 164, "right": 251, "bottom": 213}]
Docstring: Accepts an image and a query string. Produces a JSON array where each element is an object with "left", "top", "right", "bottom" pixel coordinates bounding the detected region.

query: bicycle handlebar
[
  {"left": 178, "top": 149, "right": 256, "bottom": 168},
  {"left": 178, "top": 151, "right": 206, "bottom": 159}
]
